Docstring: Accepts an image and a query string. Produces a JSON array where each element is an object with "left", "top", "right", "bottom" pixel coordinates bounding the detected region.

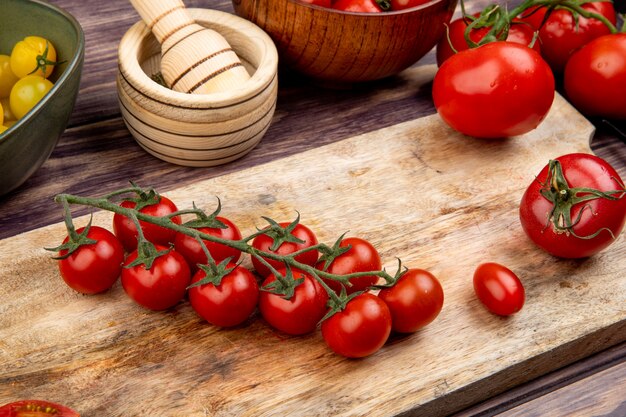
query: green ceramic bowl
[{"left": 0, "top": 0, "right": 84, "bottom": 196}]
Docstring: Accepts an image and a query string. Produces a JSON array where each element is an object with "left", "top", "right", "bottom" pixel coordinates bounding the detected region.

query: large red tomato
[
  {"left": 520, "top": 2, "right": 617, "bottom": 73},
  {"left": 433, "top": 42, "right": 555, "bottom": 138},
  {"left": 519, "top": 153, "right": 626, "bottom": 258},
  {"left": 121, "top": 246, "right": 191, "bottom": 310},
  {"left": 113, "top": 196, "right": 181, "bottom": 252},
  {"left": 564, "top": 34, "right": 626, "bottom": 120},
  {"left": 0, "top": 400, "right": 79, "bottom": 417},
  {"left": 57, "top": 226, "right": 124, "bottom": 294},
  {"left": 436, "top": 16, "right": 540, "bottom": 66},
  {"left": 251, "top": 221, "right": 318, "bottom": 278},
  {"left": 189, "top": 263, "right": 258, "bottom": 327},
  {"left": 173, "top": 216, "right": 242, "bottom": 274},
  {"left": 316, "top": 237, "right": 381, "bottom": 294},
  {"left": 321, "top": 293, "right": 391, "bottom": 358},
  {"left": 259, "top": 267, "right": 328, "bottom": 335},
  {"left": 378, "top": 269, "right": 444, "bottom": 333}
]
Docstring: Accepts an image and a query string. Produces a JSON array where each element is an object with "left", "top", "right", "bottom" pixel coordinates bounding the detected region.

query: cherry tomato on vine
[
  {"left": 251, "top": 221, "right": 318, "bottom": 278},
  {"left": 473, "top": 263, "right": 525, "bottom": 316},
  {"left": 321, "top": 293, "right": 392, "bottom": 358},
  {"left": 121, "top": 246, "right": 191, "bottom": 310},
  {"left": 189, "top": 263, "right": 259, "bottom": 328},
  {"left": 9, "top": 75, "right": 53, "bottom": 119},
  {"left": 519, "top": 2, "right": 616, "bottom": 73},
  {"left": 519, "top": 153, "right": 626, "bottom": 258},
  {"left": 564, "top": 34, "right": 626, "bottom": 121},
  {"left": 174, "top": 217, "right": 242, "bottom": 274},
  {"left": 0, "top": 400, "right": 79, "bottom": 417},
  {"left": 390, "top": 0, "right": 431, "bottom": 10},
  {"left": 436, "top": 16, "right": 540, "bottom": 66},
  {"left": 0, "top": 55, "right": 19, "bottom": 98},
  {"left": 259, "top": 267, "right": 328, "bottom": 335},
  {"left": 113, "top": 196, "right": 181, "bottom": 252},
  {"left": 378, "top": 269, "right": 444, "bottom": 333},
  {"left": 332, "top": 0, "right": 384, "bottom": 12},
  {"left": 10, "top": 36, "right": 58, "bottom": 79},
  {"left": 432, "top": 42, "right": 554, "bottom": 138},
  {"left": 316, "top": 237, "right": 381, "bottom": 294},
  {"left": 57, "top": 226, "right": 125, "bottom": 294}
]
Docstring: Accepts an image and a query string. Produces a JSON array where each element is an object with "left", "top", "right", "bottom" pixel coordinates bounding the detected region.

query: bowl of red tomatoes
[
  {"left": 231, "top": 0, "right": 457, "bottom": 82},
  {"left": 0, "top": 0, "right": 84, "bottom": 196}
]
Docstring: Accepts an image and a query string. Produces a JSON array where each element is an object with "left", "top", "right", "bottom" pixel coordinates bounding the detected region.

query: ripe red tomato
[
  {"left": 259, "top": 267, "right": 328, "bottom": 335},
  {"left": 520, "top": 2, "right": 617, "bottom": 73},
  {"left": 316, "top": 237, "right": 381, "bottom": 294},
  {"left": 299, "top": 0, "right": 332, "bottom": 6},
  {"left": 390, "top": 0, "right": 431, "bottom": 10},
  {"left": 321, "top": 293, "right": 391, "bottom": 358},
  {"left": 519, "top": 153, "right": 626, "bottom": 258},
  {"left": 432, "top": 42, "right": 555, "bottom": 138},
  {"left": 113, "top": 196, "right": 181, "bottom": 252},
  {"left": 251, "top": 221, "right": 318, "bottom": 277},
  {"left": 57, "top": 226, "right": 125, "bottom": 294},
  {"left": 378, "top": 269, "right": 444, "bottom": 333},
  {"left": 436, "top": 16, "right": 541, "bottom": 66},
  {"left": 121, "top": 246, "right": 191, "bottom": 310},
  {"left": 333, "top": 0, "right": 384, "bottom": 12},
  {"left": 174, "top": 217, "right": 242, "bottom": 274},
  {"left": 0, "top": 400, "right": 79, "bottom": 417},
  {"left": 189, "top": 263, "right": 258, "bottom": 327},
  {"left": 473, "top": 263, "right": 525, "bottom": 316},
  {"left": 564, "top": 34, "right": 626, "bottom": 120}
]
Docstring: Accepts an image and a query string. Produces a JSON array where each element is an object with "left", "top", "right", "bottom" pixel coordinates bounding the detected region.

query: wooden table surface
[{"left": 1, "top": 0, "right": 624, "bottom": 416}]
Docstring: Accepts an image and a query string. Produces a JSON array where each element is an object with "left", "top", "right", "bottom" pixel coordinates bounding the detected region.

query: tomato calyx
[
  {"left": 126, "top": 240, "right": 171, "bottom": 269},
  {"left": 373, "top": 258, "right": 408, "bottom": 288},
  {"left": 316, "top": 233, "right": 352, "bottom": 271},
  {"left": 186, "top": 233, "right": 237, "bottom": 287},
  {"left": 539, "top": 159, "right": 626, "bottom": 239},
  {"left": 320, "top": 286, "right": 363, "bottom": 322},
  {"left": 29, "top": 41, "right": 64, "bottom": 77},
  {"left": 256, "top": 214, "right": 307, "bottom": 251},
  {"left": 44, "top": 201, "right": 97, "bottom": 259},
  {"left": 107, "top": 181, "right": 162, "bottom": 212},
  {"left": 181, "top": 200, "right": 228, "bottom": 230},
  {"left": 260, "top": 265, "right": 305, "bottom": 299}
]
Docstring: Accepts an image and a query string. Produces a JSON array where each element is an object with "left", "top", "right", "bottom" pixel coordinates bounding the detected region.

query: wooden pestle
[{"left": 129, "top": 0, "right": 251, "bottom": 94}]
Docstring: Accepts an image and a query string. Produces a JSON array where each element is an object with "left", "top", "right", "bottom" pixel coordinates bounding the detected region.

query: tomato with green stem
[
  {"left": 321, "top": 292, "right": 392, "bottom": 358},
  {"left": 10, "top": 36, "right": 59, "bottom": 79},
  {"left": 473, "top": 263, "right": 525, "bottom": 316},
  {"left": 9, "top": 75, "right": 54, "bottom": 119},
  {"left": 378, "top": 269, "right": 444, "bottom": 333}
]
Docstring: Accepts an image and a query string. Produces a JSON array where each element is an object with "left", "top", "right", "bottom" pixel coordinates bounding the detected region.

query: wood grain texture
[{"left": 1, "top": 92, "right": 624, "bottom": 416}]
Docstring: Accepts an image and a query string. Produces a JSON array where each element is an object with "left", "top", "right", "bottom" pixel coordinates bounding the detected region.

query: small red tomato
[
  {"left": 57, "top": 226, "right": 125, "bottom": 294},
  {"left": 251, "top": 222, "right": 318, "bottom": 278},
  {"left": 174, "top": 217, "right": 242, "bottom": 274},
  {"left": 0, "top": 400, "right": 79, "bottom": 417},
  {"left": 317, "top": 237, "right": 381, "bottom": 294},
  {"left": 473, "top": 263, "right": 525, "bottom": 316},
  {"left": 259, "top": 267, "right": 328, "bottom": 335},
  {"left": 321, "top": 293, "right": 392, "bottom": 358},
  {"left": 333, "top": 0, "right": 384, "bottom": 12},
  {"left": 391, "top": 0, "right": 431, "bottom": 10},
  {"left": 378, "top": 269, "right": 444, "bottom": 333},
  {"left": 113, "top": 196, "right": 181, "bottom": 252},
  {"left": 189, "top": 264, "right": 259, "bottom": 327},
  {"left": 121, "top": 246, "right": 191, "bottom": 310}
]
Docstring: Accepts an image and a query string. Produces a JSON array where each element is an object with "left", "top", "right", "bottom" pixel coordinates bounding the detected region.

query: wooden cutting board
[{"left": 1, "top": 87, "right": 624, "bottom": 416}]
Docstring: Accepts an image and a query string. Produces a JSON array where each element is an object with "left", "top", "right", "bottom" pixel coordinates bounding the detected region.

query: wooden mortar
[{"left": 129, "top": 0, "right": 251, "bottom": 94}]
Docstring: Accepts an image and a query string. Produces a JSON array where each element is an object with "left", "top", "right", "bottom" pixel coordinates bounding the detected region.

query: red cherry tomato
[
  {"left": 433, "top": 42, "right": 554, "bottom": 138},
  {"left": 189, "top": 263, "right": 259, "bottom": 327},
  {"left": 390, "top": 0, "right": 431, "bottom": 10},
  {"left": 473, "top": 263, "right": 525, "bottom": 316},
  {"left": 121, "top": 246, "right": 191, "bottom": 310},
  {"left": 378, "top": 269, "right": 444, "bottom": 333},
  {"left": 174, "top": 217, "right": 242, "bottom": 274},
  {"left": 436, "top": 16, "right": 541, "bottom": 66},
  {"left": 317, "top": 237, "right": 381, "bottom": 294},
  {"left": 519, "top": 2, "right": 617, "bottom": 73},
  {"left": 113, "top": 196, "right": 181, "bottom": 252},
  {"left": 519, "top": 153, "right": 626, "bottom": 258},
  {"left": 251, "top": 222, "right": 318, "bottom": 278},
  {"left": 333, "top": 0, "right": 384, "bottom": 12},
  {"left": 57, "top": 226, "right": 125, "bottom": 294},
  {"left": 259, "top": 267, "right": 328, "bottom": 335},
  {"left": 0, "top": 400, "right": 79, "bottom": 417},
  {"left": 321, "top": 293, "right": 392, "bottom": 358},
  {"left": 564, "top": 34, "right": 626, "bottom": 120}
]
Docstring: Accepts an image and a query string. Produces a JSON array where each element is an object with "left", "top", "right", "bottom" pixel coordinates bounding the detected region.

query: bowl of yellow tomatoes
[{"left": 0, "top": 0, "right": 84, "bottom": 196}]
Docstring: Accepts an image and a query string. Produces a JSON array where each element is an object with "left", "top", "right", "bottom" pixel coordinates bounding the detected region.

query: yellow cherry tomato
[
  {"left": 10, "top": 36, "right": 58, "bottom": 79},
  {"left": 9, "top": 75, "right": 54, "bottom": 119},
  {"left": 1, "top": 97, "right": 15, "bottom": 122},
  {"left": 0, "top": 55, "right": 19, "bottom": 98}
]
